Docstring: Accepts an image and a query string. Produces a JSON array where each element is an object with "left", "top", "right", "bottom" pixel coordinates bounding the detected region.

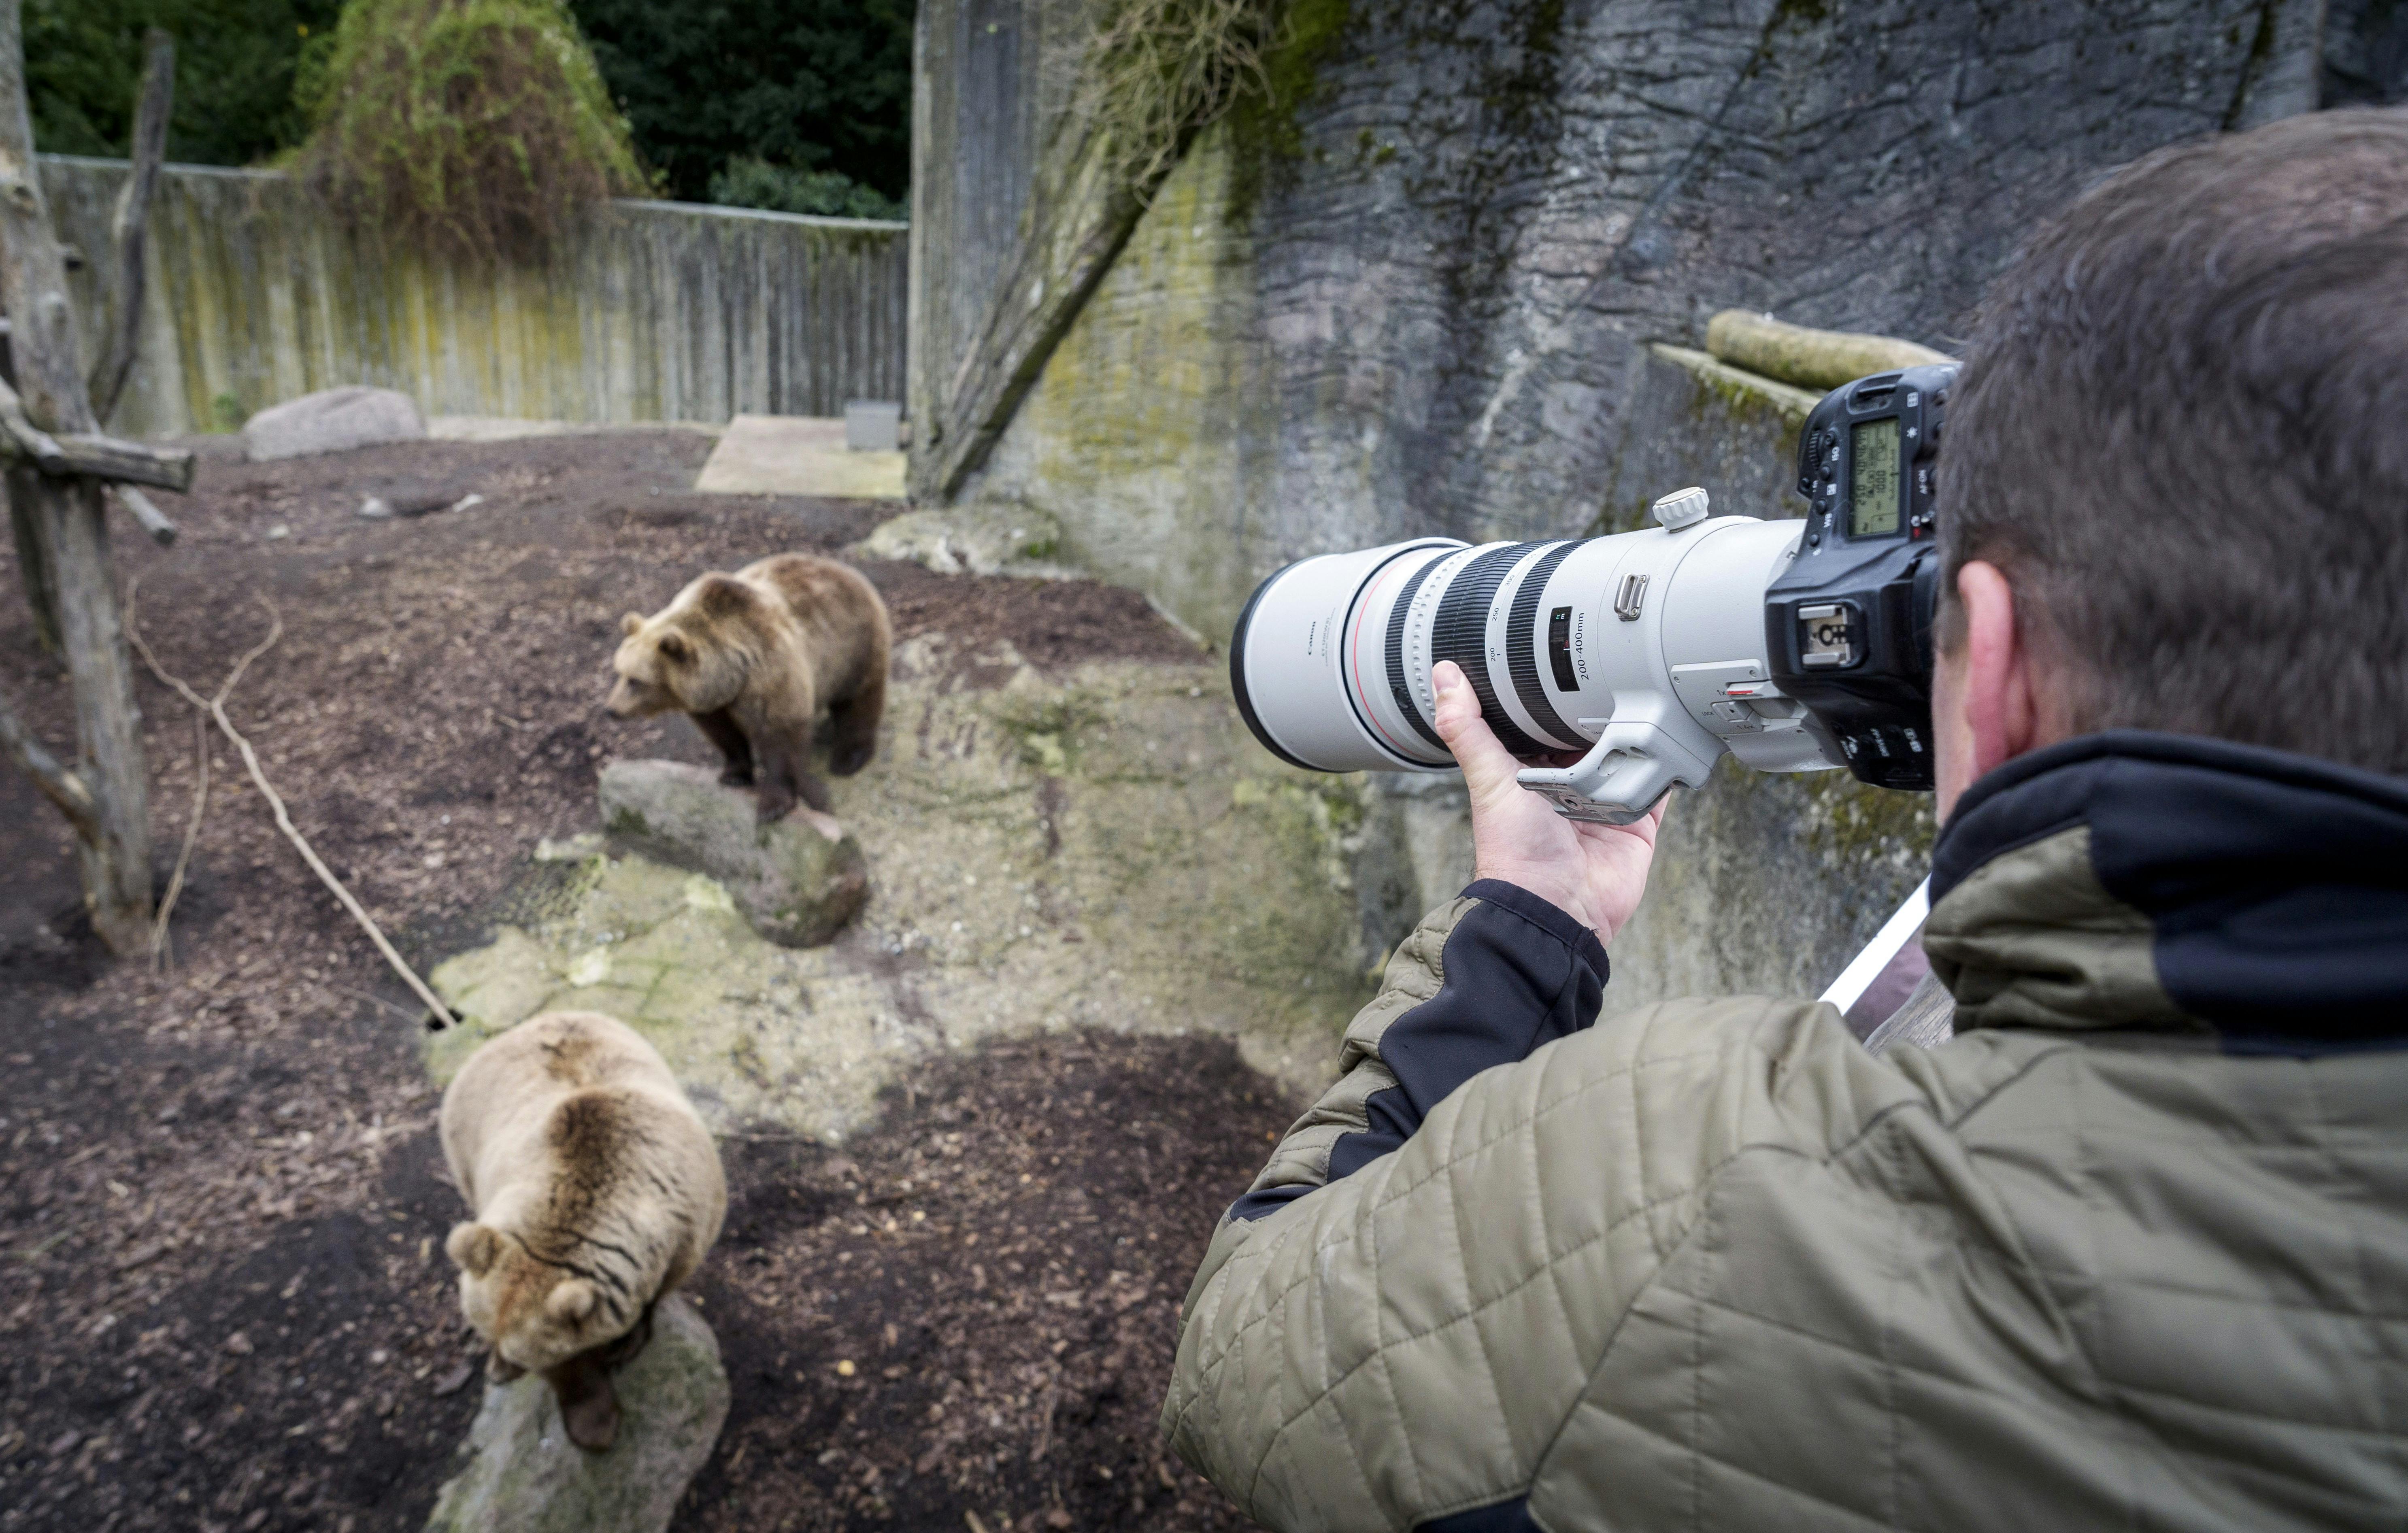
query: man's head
[{"left": 1932, "top": 107, "right": 2408, "bottom": 817}]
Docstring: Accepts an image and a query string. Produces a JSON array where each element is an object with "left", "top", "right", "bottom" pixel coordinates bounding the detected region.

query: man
[{"left": 1161, "top": 108, "right": 2408, "bottom": 1532}]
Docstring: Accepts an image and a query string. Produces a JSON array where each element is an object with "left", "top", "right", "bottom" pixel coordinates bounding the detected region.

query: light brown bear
[
  {"left": 606, "top": 553, "right": 891, "bottom": 821},
  {"left": 440, "top": 1010, "right": 725, "bottom": 1452}
]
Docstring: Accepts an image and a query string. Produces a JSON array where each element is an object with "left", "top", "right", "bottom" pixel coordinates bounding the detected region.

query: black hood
[{"left": 1931, "top": 731, "right": 2408, "bottom": 1054}]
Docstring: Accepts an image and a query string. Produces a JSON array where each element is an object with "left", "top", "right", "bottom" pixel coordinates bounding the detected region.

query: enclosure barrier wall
[{"left": 43, "top": 155, "right": 910, "bottom": 439}]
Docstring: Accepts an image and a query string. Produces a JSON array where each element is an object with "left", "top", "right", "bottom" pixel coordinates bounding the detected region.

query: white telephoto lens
[{"left": 1231, "top": 504, "right": 1848, "bottom": 818}]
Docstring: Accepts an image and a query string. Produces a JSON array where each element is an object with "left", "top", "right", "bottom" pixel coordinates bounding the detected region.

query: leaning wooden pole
[
  {"left": 0, "top": 0, "right": 153, "bottom": 953},
  {"left": 89, "top": 27, "right": 172, "bottom": 426}
]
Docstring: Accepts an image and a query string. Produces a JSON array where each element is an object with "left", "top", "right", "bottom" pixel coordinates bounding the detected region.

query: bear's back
[{"left": 441, "top": 1012, "right": 700, "bottom": 1210}]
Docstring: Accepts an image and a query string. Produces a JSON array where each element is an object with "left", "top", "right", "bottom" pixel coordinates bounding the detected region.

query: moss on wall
[{"left": 44, "top": 154, "right": 907, "bottom": 436}]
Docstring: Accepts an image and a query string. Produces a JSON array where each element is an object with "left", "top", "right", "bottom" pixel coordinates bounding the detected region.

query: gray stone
[
  {"left": 845, "top": 399, "right": 902, "bottom": 451},
  {"left": 243, "top": 386, "right": 427, "bottom": 461},
  {"left": 424, "top": 1295, "right": 728, "bottom": 1533},
  {"left": 851, "top": 503, "right": 1071, "bottom": 578},
  {"left": 598, "top": 759, "right": 868, "bottom": 947}
]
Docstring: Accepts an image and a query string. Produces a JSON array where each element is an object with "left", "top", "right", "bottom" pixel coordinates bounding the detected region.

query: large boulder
[
  {"left": 242, "top": 386, "right": 427, "bottom": 461},
  {"left": 424, "top": 1295, "right": 728, "bottom": 1533},
  {"left": 598, "top": 759, "right": 868, "bottom": 947}
]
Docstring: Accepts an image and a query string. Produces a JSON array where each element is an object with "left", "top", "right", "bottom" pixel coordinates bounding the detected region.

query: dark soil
[{"left": 0, "top": 431, "right": 1282, "bottom": 1531}]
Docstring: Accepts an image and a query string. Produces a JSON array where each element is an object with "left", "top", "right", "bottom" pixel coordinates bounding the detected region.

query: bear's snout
[{"left": 604, "top": 675, "right": 645, "bottom": 717}]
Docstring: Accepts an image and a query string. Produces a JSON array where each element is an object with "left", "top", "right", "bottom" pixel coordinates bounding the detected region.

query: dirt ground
[{"left": 0, "top": 430, "right": 1287, "bottom": 1531}]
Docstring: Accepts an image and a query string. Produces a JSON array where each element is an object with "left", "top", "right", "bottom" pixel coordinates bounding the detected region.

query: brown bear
[
  {"left": 606, "top": 553, "right": 891, "bottom": 821},
  {"left": 440, "top": 1011, "right": 726, "bottom": 1452}
]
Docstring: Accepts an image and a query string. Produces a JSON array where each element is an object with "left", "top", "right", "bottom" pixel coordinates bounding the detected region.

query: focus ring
[
  {"left": 1383, "top": 553, "right": 1451, "bottom": 752},
  {"left": 1504, "top": 540, "right": 1587, "bottom": 750},
  {"left": 1429, "top": 543, "right": 1551, "bottom": 759}
]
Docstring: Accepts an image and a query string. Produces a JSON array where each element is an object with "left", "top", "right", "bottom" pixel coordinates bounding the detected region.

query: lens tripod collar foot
[{"left": 1515, "top": 711, "right": 1718, "bottom": 824}]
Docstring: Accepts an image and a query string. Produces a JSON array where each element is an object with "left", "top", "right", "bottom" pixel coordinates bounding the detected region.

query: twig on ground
[
  {"left": 150, "top": 707, "right": 207, "bottom": 972},
  {"left": 126, "top": 589, "right": 461, "bottom": 1028}
]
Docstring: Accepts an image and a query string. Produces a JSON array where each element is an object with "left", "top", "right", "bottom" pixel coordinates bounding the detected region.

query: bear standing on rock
[
  {"left": 607, "top": 553, "right": 891, "bottom": 821},
  {"left": 441, "top": 1011, "right": 726, "bottom": 1451}
]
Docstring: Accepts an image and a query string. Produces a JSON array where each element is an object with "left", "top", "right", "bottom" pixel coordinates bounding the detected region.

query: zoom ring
[
  {"left": 1383, "top": 554, "right": 1451, "bottom": 752},
  {"left": 1504, "top": 540, "right": 1587, "bottom": 750},
  {"left": 1429, "top": 543, "right": 1552, "bottom": 759}
]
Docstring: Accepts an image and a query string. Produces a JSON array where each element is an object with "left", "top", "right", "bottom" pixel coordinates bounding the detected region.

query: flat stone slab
[
  {"left": 694, "top": 414, "right": 904, "bottom": 499},
  {"left": 424, "top": 1295, "right": 728, "bottom": 1533},
  {"left": 598, "top": 760, "right": 868, "bottom": 948},
  {"left": 243, "top": 386, "right": 426, "bottom": 461}
]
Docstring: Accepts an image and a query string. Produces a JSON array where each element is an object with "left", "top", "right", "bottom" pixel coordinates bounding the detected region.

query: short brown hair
[{"left": 1937, "top": 107, "right": 2408, "bottom": 773}]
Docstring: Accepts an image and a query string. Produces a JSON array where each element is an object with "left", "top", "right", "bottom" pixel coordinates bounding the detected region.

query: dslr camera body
[{"left": 1230, "top": 363, "right": 1960, "bottom": 821}]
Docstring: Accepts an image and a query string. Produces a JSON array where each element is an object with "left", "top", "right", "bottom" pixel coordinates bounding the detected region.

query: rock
[
  {"left": 242, "top": 386, "right": 427, "bottom": 461},
  {"left": 844, "top": 399, "right": 901, "bottom": 451},
  {"left": 423, "top": 1295, "right": 728, "bottom": 1533},
  {"left": 598, "top": 760, "right": 868, "bottom": 947},
  {"left": 850, "top": 504, "right": 1072, "bottom": 579},
  {"left": 359, "top": 488, "right": 484, "bottom": 520}
]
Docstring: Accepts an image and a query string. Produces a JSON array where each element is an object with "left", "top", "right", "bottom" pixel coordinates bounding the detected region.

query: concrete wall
[{"left": 44, "top": 155, "right": 908, "bottom": 438}]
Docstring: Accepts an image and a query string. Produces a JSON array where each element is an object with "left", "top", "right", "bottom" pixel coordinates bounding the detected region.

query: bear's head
[
  {"left": 445, "top": 1221, "right": 613, "bottom": 1376},
  {"left": 606, "top": 577, "right": 758, "bottom": 718}
]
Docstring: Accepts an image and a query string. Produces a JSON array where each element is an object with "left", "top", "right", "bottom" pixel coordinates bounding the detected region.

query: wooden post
[
  {"left": 0, "top": 0, "right": 153, "bottom": 953},
  {"left": 88, "top": 28, "right": 172, "bottom": 426}
]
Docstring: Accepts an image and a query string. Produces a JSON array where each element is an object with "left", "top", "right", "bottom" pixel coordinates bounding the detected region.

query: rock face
[
  {"left": 598, "top": 759, "right": 868, "bottom": 947},
  {"left": 915, "top": 0, "right": 2333, "bottom": 642},
  {"left": 423, "top": 1295, "right": 728, "bottom": 1533},
  {"left": 426, "top": 638, "right": 1389, "bottom": 1136},
  {"left": 241, "top": 385, "right": 427, "bottom": 461}
]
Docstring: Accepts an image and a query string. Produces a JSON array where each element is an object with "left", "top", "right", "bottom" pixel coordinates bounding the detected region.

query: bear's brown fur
[
  {"left": 440, "top": 1011, "right": 726, "bottom": 1451},
  {"left": 606, "top": 553, "right": 891, "bottom": 821}
]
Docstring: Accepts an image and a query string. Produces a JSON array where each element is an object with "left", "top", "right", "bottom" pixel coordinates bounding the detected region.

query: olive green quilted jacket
[{"left": 1162, "top": 734, "right": 2408, "bottom": 1531}]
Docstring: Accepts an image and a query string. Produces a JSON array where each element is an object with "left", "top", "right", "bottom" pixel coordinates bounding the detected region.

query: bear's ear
[
  {"left": 447, "top": 1222, "right": 501, "bottom": 1277},
  {"left": 545, "top": 1278, "right": 599, "bottom": 1325},
  {"left": 621, "top": 612, "right": 645, "bottom": 637},
  {"left": 695, "top": 574, "right": 755, "bottom": 618},
  {"left": 656, "top": 631, "right": 690, "bottom": 663}
]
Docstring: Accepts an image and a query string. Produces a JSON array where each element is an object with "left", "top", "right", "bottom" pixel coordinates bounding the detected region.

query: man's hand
[{"left": 1432, "top": 661, "right": 1665, "bottom": 939}]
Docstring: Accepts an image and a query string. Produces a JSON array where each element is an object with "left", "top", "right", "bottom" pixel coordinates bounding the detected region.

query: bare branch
[
  {"left": 0, "top": 372, "right": 65, "bottom": 472},
  {"left": 112, "top": 484, "right": 177, "bottom": 544},
  {"left": 126, "top": 593, "right": 462, "bottom": 1030},
  {"left": 0, "top": 372, "right": 195, "bottom": 489},
  {"left": 89, "top": 28, "right": 174, "bottom": 426},
  {"left": 48, "top": 432, "right": 195, "bottom": 491},
  {"left": 0, "top": 685, "right": 97, "bottom": 840}
]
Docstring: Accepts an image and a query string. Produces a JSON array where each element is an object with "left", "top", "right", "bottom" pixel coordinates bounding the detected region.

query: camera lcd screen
[{"left": 1850, "top": 417, "right": 1902, "bottom": 537}]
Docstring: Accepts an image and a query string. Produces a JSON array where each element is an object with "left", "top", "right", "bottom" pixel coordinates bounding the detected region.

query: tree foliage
[
  {"left": 568, "top": 0, "right": 913, "bottom": 210},
  {"left": 297, "top": 0, "right": 643, "bottom": 264},
  {"left": 27, "top": 0, "right": 342, "bottom": 166}
]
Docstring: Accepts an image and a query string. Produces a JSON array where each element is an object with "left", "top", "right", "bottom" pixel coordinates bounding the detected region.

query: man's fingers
[{"left": 1431, "top": 662, "right": 1524, "bottom": 795}]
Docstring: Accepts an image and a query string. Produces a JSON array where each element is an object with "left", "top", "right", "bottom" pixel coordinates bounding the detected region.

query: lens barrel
[{"left": 1231, "top": 517, "right": 1842, "bottom": 800}]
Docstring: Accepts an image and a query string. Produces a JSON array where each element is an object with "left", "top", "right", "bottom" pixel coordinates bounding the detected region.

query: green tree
[
  {"left": 28, "top": 0, "right": 342, "bottom": 165},
  {"left": 568, "top": 0, "right": 913, "bottom": 209}
]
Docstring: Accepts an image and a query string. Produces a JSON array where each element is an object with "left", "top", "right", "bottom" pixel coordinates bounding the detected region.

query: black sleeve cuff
[{"left": 1460, "top": 879, "right": 1609, "bottom": 986}]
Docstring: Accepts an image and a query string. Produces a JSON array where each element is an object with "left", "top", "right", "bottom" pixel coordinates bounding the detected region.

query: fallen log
[{"left": 1704, "top": 310, "right": 1954, "bottom": 393}]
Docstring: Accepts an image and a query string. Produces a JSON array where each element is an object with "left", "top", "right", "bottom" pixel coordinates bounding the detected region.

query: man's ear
[
  {"left": 545, "top": 1279, "right": 599, "bottom": 1325},
  {"left": 1938, "top": 559, "right": 2044, "bottom": 820},
  {"left": 447, "top": 1222, "right": 501, "bottom": 1277},
  {"left": 621, "top": 612, "right": 645, "bottom": 637}
]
